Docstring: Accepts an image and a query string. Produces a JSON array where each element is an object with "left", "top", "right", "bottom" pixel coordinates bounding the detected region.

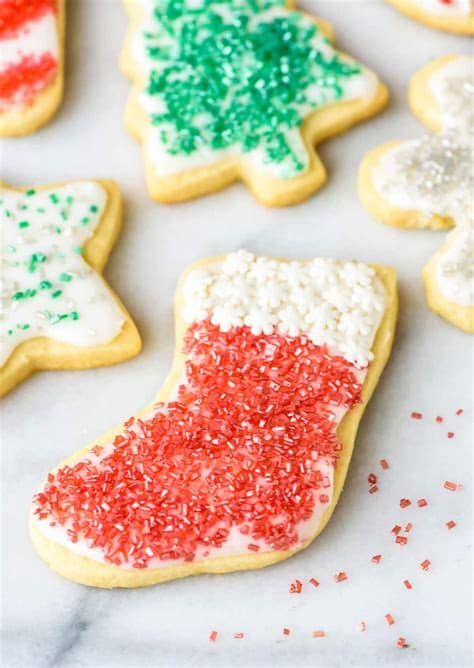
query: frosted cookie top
[
  {"left": 412, "top": 0, "right": 473, "bottom": 15},
  {"left": 429, "top": 56, "right": 473, "bottom": 143},
  {"left": 181, "top": 251, "right": 386, "bottom": 367},
  {"left": 131, "top": 0, "right": 377, "bottom": 179},
  {"left": 0, "top": 183, "right": 124, "bottom": 365},
  {"left": 0, "top": 0, "right": 59, "bottom": 109}
]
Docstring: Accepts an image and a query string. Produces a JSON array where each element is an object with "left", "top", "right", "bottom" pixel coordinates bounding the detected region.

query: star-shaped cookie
[
  {"left": 386, "top": 0, "right": 474, "bottom": 34},
  {"left": 121, "top": 0, "right": 388, "bottom": 206},
  {"left": 358, "top": 55, "right": 473, "bottom": 333},
  {"left": 0, "top": 179, "right": 142, "bottom": 397}
]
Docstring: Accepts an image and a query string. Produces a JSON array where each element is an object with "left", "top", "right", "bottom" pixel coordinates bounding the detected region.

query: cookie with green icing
[{"left": 121, "top": 0, "right": 388, "bottom": 206}]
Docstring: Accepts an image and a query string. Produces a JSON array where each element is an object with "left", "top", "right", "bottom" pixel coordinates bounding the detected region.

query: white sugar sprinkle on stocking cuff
[{"left": 181, "top": 251, "right": 386, "bottom": 367}]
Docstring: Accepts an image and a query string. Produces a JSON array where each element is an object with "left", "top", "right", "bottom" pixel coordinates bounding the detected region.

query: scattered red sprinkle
[
  {"left": 444, "top": 481, "right": 459, "bottom": 492},
  {"left": 400, "top": 498, "right": 411, "bottom": 509},
  {"left": 435, "top": 415, "right": 443, "bottom": 423},
  {"left": 312, "top": 630, "right": 326, "bottom": 638},
  {"left": 233, "top": 633, "right": 244, "bottom": 639},
  {"left": 379, "top": 458, "right": 390, "bottom": 470},
  {"left": 371, "top": 554, "right": 382, "bottom": 564},
  {"left": 209, "top": 631, "right": 218, "bottom": 642},
  {"left": 334, "top": 571, "right": 348, "bottom": 583},
  {"left": 247, "top": 544, "right": 260, "bottom": 552},
  {"left": 403, "top": 580, "right": 413, "bottom": 590},
  {"left": 309, "top": 578, "right": 320, "bottom": 588},
  {"left": 391, "top": 525, "right": 402, "bottom": 535},
  {"left": 411, "top": 411, "right": 423, "bottom": 420},
  {"left": 319, "top": 494, "right": 329, "bottom": 504},
  {"left": 455, "top": 408, "right": 464, "bottom": 416},
  {"left": 420, "top": 559, "right": 431, "bottom": 571},
  {"left": 283, "top": 628, "right": 291, "bottom": 636},
  {"left": 417, "top": 498, "right": 428, "bottom": 507},
  {"left": 33, "top": 322, "right": 364, "bottom": 567},
  {"left": 0, "top": 0, "right": 56, "bottom": 39},
  {"left": 397, "top": 637, "right": 409, "bottom": 648},
  {"left": 385, "top": 613, "right": 395, "bottom": 626},
  {"left": 404, "top": 523, "right": 413, "bottom": 533},
  {"left": 446, "top": 520, "right": 457, "bottom": 530},
  {"left": 360, "top": 621, "right": 367, "bottom": 632},
  {"left": 368, "top": 473, "right": 377, "bottom": 485},
  {"left": 368, "top": 485, "right": 378, "bottom": 494},
  {"left": 395, "top": 536, "right": 408, "bottom": 545},
  {"left": 0, "top": 53, "right": 57, "bottom": 107},
  {"left": 447, "top": 432, "right": 455, "bottom": 439},
  {"left": 289, "top": 579, "right": 303, "bottom": 594}
]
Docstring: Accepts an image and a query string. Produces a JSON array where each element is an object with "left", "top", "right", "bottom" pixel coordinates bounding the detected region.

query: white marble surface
[{"left": 1, "top": 1, "right": 472, "bottom": 666}]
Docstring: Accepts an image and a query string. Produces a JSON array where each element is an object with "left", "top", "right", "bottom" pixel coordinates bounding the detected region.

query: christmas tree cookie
[
  {"left": 121, "top": 0, "right": 388, "bottom": 206},
  {"left": 31, "top": 251, "right": 397, "bottom": 588},
  {"left": 0, "top": 0, "right": 65, "bottom": 136},
  {"left": 386, "top": 0, "right": 474, "bottom": 34},
  {"left": 0, "top": 180, "right": 141, "bottom": 397},
  {"left": 359, "top": 55, "right": 473, "bottom": 333}
]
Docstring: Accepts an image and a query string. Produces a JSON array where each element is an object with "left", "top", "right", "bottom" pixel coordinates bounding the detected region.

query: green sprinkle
[
  {"left": 18, "top": 221, "right": 30, "bottom": 229},
  {"left": 74, "top": 246, "right": 83, "bottom": 256},
  {"left": 5, "top": 210, "right": 11, "bottom": 218},
  {"left": 39, "top": 280, "right": 53, "bottom": 289},
  {"left": 89, "top": 204, "right": 98, "bottom": 213},
  {"left": 66, "top": 195, "right": 74, "bottom": 205},
  {"left": 49, "top": 193, "right": 59, "bottom": 204},
  {"left": 28, "top": 252, "right": 47, "bottom": 272},
  {"left": 80, "top": 217, "right": 90, "bottom": 226},
  {"left": 55, "top": 226, "right": 62, "bottom": 234},
  {"left": 51, "top": 290, "right": 63, "bottom": 298},
  {"left": 37, "top": 207, "right": 46, "bottom": 213},
  {"left": 12, "top": 291, "right": 25, "bottom": 300},
  {"left": 16, "top": 323, "right": 31, "bottom": 330},
  {"left": 19, "top": 203, "right": 28, "bottom": 211},
  {"left": 59, "top": 272, "right": 73, "bottom": 282},
  {"left": 60, "top": 210, "right": 69, "bottom": 221},
  {"left": 25, "top": 189, "right": 36, "bottom": 196},
  {"left": 70, "top": 311, "right": 79, "bottom": 320},
  {"left": 7, "top": 329, "right": 13, "bottom": 336}
]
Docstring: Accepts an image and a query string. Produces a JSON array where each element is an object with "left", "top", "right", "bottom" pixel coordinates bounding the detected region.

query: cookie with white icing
[
  {"left": 0, "top": 0, "right": 65, "bottom": 136},
  {"left": 359, "top": 55, "right": 473, "bottom": 333},
  {"left": 30, "top": 251, "right": 397, "bottom": 588},
  {"left": 386, "top": 0, "right": 474, "bottom": 34},
  {"left": 120, "top": 0, "right": 388, "bottom": 207},
  {"left": 0, "top": 179, "right": 142, "bottom": 397}
]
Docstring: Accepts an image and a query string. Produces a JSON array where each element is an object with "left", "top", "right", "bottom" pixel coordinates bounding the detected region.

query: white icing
[
  {"left": 130, "top": 0, "right": 377, "bottom": 179},
  {"left": 412, "top": 0, "right": 472, "bottom": 16},
  {"left": 373, "top": 56, "right": 474, "bottom": 307},
  {"left": 181, "top": 251, "right": 386, "bottom": 367},
  {"left": 0, "top": 13, "right": 58, "bottom": 71},
  {"left": 0, "top": 182, "right": 125, "bottom": 366}
]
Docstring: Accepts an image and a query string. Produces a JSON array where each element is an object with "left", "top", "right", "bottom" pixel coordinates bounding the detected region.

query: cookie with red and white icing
[
  {"left": 0, "top": 179, "right": 141, "bottom": 398},
  {"left": 120, "top": 0, "right": 388, "bottom": 206},
  {"left": 359, "top": 55, "right": 473, "bottom": 333},
  {"left": 0, "top": 0, "right": 65, "bottom": 136},
  {"left": 386, "top": 0, "right": 474, "bottom": 33},
  {"left": 31, "top": 251, "right": 397, "bottom": 588}
]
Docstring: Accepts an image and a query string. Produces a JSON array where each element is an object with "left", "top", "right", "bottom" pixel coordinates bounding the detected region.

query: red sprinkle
[
  {"left": 289, "top": 579, "right": 303, "bottom": 594},
  {"left": 455, "top": 408, "right": 464, "bottom": 416},
  {"left": 391, "top": 525, "right": 402, "bottom": 535},
  {"left": 444, "top": 481, "right": 459, "bottom": 492},
  {"left": 420, "top": 559, "right": 431, "bottom": 571},
  {"left": 379, "top": 459, "right": 390, "bottom": 470},
  {"left": 209, "top": 631, "right": 218, "bottom": 642},
  {"left": 360, "top": 621, "right": 367, "bottom": 632},
  {"left": 283, "top": 628, "right": 291, "bottom": 636},
  {"left": 447, "top": 432, "right": 455, "bottom": 439},
  {"left": 417, "top": 498, "right": 428, "bottom": 507},
  {"left": 446, "top": 520, "right": 457, "bottom": 530},
  {"left": 403, "top": 580, "right": 413, "bottom": 589},
  {"left": 368, "top": 485, "right": 378, "bottom": 494},
  {"left": 33, "top": 322, "right": 363, "bottom": 568},
  {"left": 371, "top": 554, "right": 382, "bottom": 564},
  {"left": 309, "top": 578, "right": 320, "bottom": 588},
  {"left": 0, "top": 0, "right": 56, "bottom": 39},
  {"left": 385, "top": 613, "right": 395, "bottom": 626},
  {"left": 233, "top": 633, "right": 244, "bottom": 639},
  {"left": 312, "top": 630, "right": 326, "bottom": 638},
  {"left": 368, "top": 473, "right": 377, "bottom": 485},
  {"left": 411, "top": 411, "right": 423, "bottom": 420},
  {"left": 435, "top": 416, "right": 443, "bottom": 423},
  {"left": 395, "top": 536, "right": 408, "bottom": 545},
  {"left": 247, "top": 544, "right": 260, "bottom": 552},
  {"left": 400, "top": 498, "right": 411, "bottom": 509},
  {"left": 334, "top": 571, "right": 348, "bottom": 583},
  {"left": 397, "top": 637, "right": 409, "bottom": 648},
  {"left": 404, "top": 523, "right": 413, "bottom": 533},
  {"left": 0, "top": 53, "right": 57, "bottom": 107}
]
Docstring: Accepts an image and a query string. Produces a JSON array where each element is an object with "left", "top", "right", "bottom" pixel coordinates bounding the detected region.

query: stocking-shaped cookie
[
  {"left": 359, "top": 55, "right": 473, "bottom": 333},
  {"left": 0, "top": 180, "right": 141, "bottom": 397},
  {"left": 31, "top": 251, "right": 397, "bottom": 588},
  {"left": 386, "top": 0, "right": 474, "bottom": 34},
  {"left": 121, "top": 0, "right": 388, "bottom": 207},
  {"left": 0, "top": 0, "right": 65, "bottom": 136}
]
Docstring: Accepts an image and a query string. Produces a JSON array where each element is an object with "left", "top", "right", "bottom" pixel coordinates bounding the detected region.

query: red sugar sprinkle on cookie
[
  {"left": 368, "top": 473, "right": 377, "bottom": 484},
  {"left": 417, "top": 498, "right": 428, "bottom": 507},
  {"left": 447, "top": 432, "right": 455, "bottom": 439},
  {"left": 444, "top": 481, "right": 459, "bottom": 491},
  {"left": 312, "top": 630, "right": 326, "bottom": 638},
  {"left": 360, "top": 621, "right": 367, "bottom": 632},
  {"left": 283, "top": 628, "right": 291, "bottom": 636},
  {"left": 397, "top": 637, "right": 409, "bottom": 648},
  {"left": 289, "top": 579, "right": 303, "bottom": 594},
  {"left": 395, "top": 536, "right": 408, "bottom": 545},
  {"left": 411, "top": 411, "right": 423, "bottom": 420},
  {"left": 233, "top": 633, "right": 244, "bottom": 639},
  {"left": 368, "top": 485, "right": 378, "bottom": 494},
  {"left": 420, "top": 559, "right": 431, "bottom": 571},
  {"left": 0, "top": 0, "right": 56, "bottom": 39},
  {"left": 0, "top": 53, "right": 57, "bottom": 107},
  {"left": 309, "top": 578, "right": 320, "bottom": 588},
  {"left": 400, "top": 498, "right": 411, "bottom": 509},
  {"left": 379, "top": 459, "right": 390, "bottom": 470},
  {"left": 391, "top": 525, "right": 402, "bottom": 535},
  {"left": 334, "top": 571, "right": 348, "bottom": 583},
  {"left": 455, "top": 408, "right": 463, "bottom": 416},
  {"left": 209, "top": 630, "right": 218, "bottom": 642},
  {"left": 371, "top": 554, "right": 382, "bottom": 564},
  {"left": 435, "top": 416, "right": 443, "bottom": 423},
  {"left": 446, "top": 520, "right": 456, "bottom": 530},
  {"left": 385, "top": 613, "right": 395, "bottom": 626},
  {"left": 403, "top": 580, "right": 413, "bottom": 589}
]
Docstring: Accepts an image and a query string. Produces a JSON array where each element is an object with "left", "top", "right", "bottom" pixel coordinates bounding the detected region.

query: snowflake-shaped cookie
[
  {"left": 358, "top": 55, "right": 473, "bottom": 333},
  {"left": 0, "top": 180, "right": 141, "bottom": 397},
  {"left": 121, "top": 0, "right": 388, "bottom": 206},
  {"left": 386, "top": 0, "right": 474, "bottom": 34}
]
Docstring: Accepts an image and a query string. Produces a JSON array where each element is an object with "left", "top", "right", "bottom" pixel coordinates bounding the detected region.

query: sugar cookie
[
  {"left": 359, "top": 55, "right": 473, "bottom": 333},
  {"left": 386, "top": 0, "right": 474, "bottom": 34},
  {"left": 0, "top": 0, "right": 65, "bottom": 136},
  {"left": 0, "top": 179, "right": 142, "bottom": 398},
  {"left": 120, "top": 0, "right": 388, "bottom": 207},
  {"left": 31, "top": 251, "right": 397, "bottom": 588}
]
